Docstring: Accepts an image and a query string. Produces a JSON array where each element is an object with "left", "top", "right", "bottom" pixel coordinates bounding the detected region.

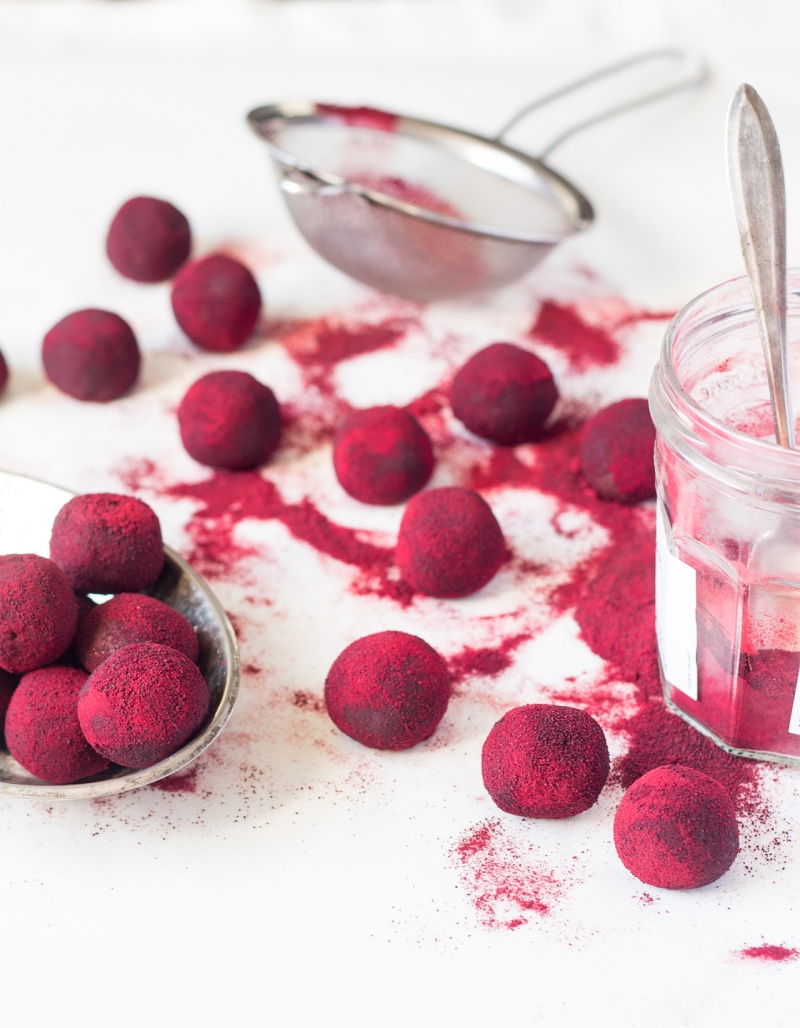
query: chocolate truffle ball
[
  {"left": 450, "top": 342, "right": 559, "bottom": 445},
  {"left": 396, "top": 486, "right": 506, "bottom": 598},
  {"left": 178, "top": 370, "right": 281, "bottom": 470},
  {"left": 171, "top": 253, "right": 261, "bottom": 352},
  {"left": 0, "top": 554, "right": 78, "bottom": 673},
  {"left": 106, "top": 196, "right": 191, "bottom": 283},
  {"left": 6, "top": 665, "right": 110, "bottom": 784},
  {"left": 579, "top": 398, "right": 656, "bottom": 503},
  {"left": 42, "top": 309, "right": 141, "bottom": 402},
  {"left": 325, "top": 630, "right": 450, "bottom": 750},
  {"left": 333, "top": 406, "right": 434, "bottom": 505},
  {"left": 76, "top": 593, "right": 199, "bottom": 672},
  {"left": 482, "top": 704, "right": 610, "bottom": 818},
  {"left": 614, "top": 764, "right": 739, "bottom": 889},
  {"left": 50, "top": 493, "right": 164, "bottom": 594},
  {"left": 78, "top": 642, "right": 210, "bottom": 768}
]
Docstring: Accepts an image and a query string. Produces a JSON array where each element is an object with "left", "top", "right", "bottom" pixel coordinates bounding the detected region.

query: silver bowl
[{"left": 0, "top": 470, "right": 240, "bottom": 799}]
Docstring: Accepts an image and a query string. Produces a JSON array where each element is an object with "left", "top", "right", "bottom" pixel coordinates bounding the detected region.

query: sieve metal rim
[{"left": 247, "top": 100, "right": 595, "bottom": 245}]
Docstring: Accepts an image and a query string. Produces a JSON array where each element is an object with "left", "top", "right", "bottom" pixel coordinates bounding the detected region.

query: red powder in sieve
[{"left": 314, "top": 104, "right": 399, "bottom": 132}]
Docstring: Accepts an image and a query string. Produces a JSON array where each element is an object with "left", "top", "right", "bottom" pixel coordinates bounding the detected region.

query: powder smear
[
  {"left": 739, "top": 944, "right": 799, "bottom": 962},
  {"left": 453, "top": 820, "right": 563, "bottom": 929}
]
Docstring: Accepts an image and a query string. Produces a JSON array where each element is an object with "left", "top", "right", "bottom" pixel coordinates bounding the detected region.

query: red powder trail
[
  {"left": 164, "top": 471, "right": 412, "bottom": 603},
  {"left": 151, "top": 767, "right": 198, "bottom": 794},
  {"left": 739, "top": 944, "right": 799, "bottom": 962},
  {"left": 453, "top": 819, "right": 563, "bottom": 929},
  {"left": 448, "top": 633, "right": 531, "bottom": 690}
]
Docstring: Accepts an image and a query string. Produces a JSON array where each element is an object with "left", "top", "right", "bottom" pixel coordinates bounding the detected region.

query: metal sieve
[{"left": 248, "top": 49, "right": 707, "bottom": 303}]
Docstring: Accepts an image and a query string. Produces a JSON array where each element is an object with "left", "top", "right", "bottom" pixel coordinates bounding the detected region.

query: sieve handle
[{"left": 495, "top": 48, "right": 708, "bottom": 160}]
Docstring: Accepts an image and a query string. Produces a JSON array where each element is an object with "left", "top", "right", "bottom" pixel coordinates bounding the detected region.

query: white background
[{"left": 0, "top": 2, "right": 799, "bottom": 1025}]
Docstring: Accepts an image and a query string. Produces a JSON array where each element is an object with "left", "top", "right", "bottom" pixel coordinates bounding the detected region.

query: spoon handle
[{"left": 727, "top": 83, "right": 794, "bottom": 449}]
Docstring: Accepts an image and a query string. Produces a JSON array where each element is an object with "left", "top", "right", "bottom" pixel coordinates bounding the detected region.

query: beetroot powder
[
  {"left": 482, "top": 704, "right": 609, "bottom": 818},
  {"left": 78, "top": 642, "right": 210, "bottom": 767},
  {"left": 324, "top": 630, "right": 450, "bottom": 750},
  {"left": 178, "top": 370, "right": 282, "bottom": 471},
  {"left": 579, "top": 398, "right": 656, "bottom": 503},
  {"left": 614, "top": 764, "right": 739, "bottom": 889},
  {"left": 0, "top": 554, "right": 78, "bottom": 673},
  {"left": 5, "top": 665, "right": 110, "bottom": 784},
  {"left": 450, "top": 342, "right": 559, "bottom": 445},
  {"left": 76, "top": 593, "right": 199, "bottom": 672},
  {"left": 333, "top": 405, "right": 434, "bottom": 505},
  {"left": 42, "top": 309, "right": 141, "bottom": 403},
  {"left": 396, "top": 486, "right": 506, "bottom": 598},
  {"left": 50, "top": 493, "right": 164, "bottom": 594},
  {"left": 171, "top": 253, "right": 261, "bottom": 352},
  {"left": 106, "top": 196, "right": 191, "bottom": 283}
]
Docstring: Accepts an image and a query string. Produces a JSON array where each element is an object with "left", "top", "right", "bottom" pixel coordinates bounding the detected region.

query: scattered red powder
[
  {"left": 530, "top": 300, "right": 672, "bottom": 373},
  {"left": 151, "top": 767, "right": 199, "bottom": 794},
  {"left": 353, "top": 174, "right": 464, "bottom": 219},
  {"left": 314, "top": 103, "right": 398, "bottom": 132},
  {"left": 453, "top": 819, "right": 563, "bottom": 929},
  {"left": 448, "top": 632, "right": 530, "bottom": 689},
  {"left": 292, "top": 690, "right": 325, "bottom": 712},
  {"left": 739, "top": 944, "right": 799, "bottom": 962}
]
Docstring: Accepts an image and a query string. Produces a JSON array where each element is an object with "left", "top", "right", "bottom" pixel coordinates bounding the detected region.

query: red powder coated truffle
[
  {"left": 50, "top": 493, "right": 164, "bottom": 594},
  {"left": 0, "top": 350, "right": 8, "bottom": 396},
  {"left": 482, "top": 704, "right": 610, "bottom": 818},
  {"left": 579, "top": 398, "right": 656, "bottom": 503},
  {"left": 324, "top": 630, "right": 450, "bottom": 750},
  {"left": 614, "top": 764, "right": 739, "bottom": 889},
  {"left": 106, "top": 196, "right": 191, "bottom": 283},
  {"left": 450, "top": 342, "right": 559, "bottom": 445},
  {"left": 333, "top": 406, "right": 434, "bottom": 505},
  {"left": 170, "top": 254, "right": 262, "bottom": 352},
  {"left": 78, "top": 642, "right": 210, "bottom": 768},
  {"left": 5, "top": 665, "right": 110, "bottom": 784},
  {"left": 0, "top": 554, "right": 78, "bottom": 673},
  {"left": 396, "top": 486, "right": 505, "bottom": 598},
  {"left": 178, "top": 370, "right": 282, "bottom": 471},
  {"left": 42, "top": 309, "right": 141, "bottom": 402},
  {"left": 76, "top": 593, "right": 199, "bottom": 672}
]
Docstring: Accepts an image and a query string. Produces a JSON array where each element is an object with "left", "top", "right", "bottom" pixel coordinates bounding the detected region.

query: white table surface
[{"left": 0, "top": 2, "right": 799, "bottom": 1025}]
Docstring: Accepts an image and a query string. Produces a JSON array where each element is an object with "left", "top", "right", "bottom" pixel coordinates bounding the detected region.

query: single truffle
[
  {"left": 78, "top": 642, "right": 210, "bottom": 768},
  {"left": 333, "top": 406, "right": 434, "bottom": 505},
  {"left": 5, "top": 665, "right": 110, "bottom": 784},
  {"left": 106, "top": 196, "right": 191, "bottom": 283},
  {"left": 579, "top": 398, "right": 656, "bottom": 503},
  {"left": 76, "top": 593, "right": 199, "bottom": 672},
  {"left": 177, "top": 370, "right": 281, "bottom": 470},
  {"left": 324, "top": 630, "right": 450, "bottom": 750},
  {"left": 396, "top": 486, "right": 506, "bottom": 598},
  {"left": 42, "top": 309, "right": 141, "bottom": 403},
  {"left": 50, "top": 493, "right": 164, "bottom": 594},
  {"left": 450, "top": 342, "right": 559, "bottom": 445},
  {"left": 613, "top": 764, "right": 739, "bottom": 889},
  {"left": 0, "top": 350, "right": 9, "bottom": 397},
  {"left": 0, "top": 554, "right": 78, "bottom": 673},
  {"left": 482, "top": 704, "right": 610, "bottom": 818},
  {"left": 170, "top": 253, "right": 261, "bottom": 352}
]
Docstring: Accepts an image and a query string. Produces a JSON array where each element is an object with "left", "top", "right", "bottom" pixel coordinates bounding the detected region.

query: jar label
[
  {"left": 655, "top": 504, "right": 698, "bottom": 699},
  {"left": 788, "top": 670, "right": 800, "bottom": 736}
]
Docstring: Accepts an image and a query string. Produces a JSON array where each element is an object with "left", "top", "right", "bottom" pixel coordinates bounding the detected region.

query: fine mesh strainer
[{"left": 247, "top": 49, "right": 707, "bottom": 303}]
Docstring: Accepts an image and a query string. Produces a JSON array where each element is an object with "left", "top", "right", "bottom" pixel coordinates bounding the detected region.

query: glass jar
[{"left": 649, "top": 271, "right": 800, "bottom": 765}]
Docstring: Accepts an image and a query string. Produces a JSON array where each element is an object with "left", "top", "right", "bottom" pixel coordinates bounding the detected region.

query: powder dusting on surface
[
  {"left": 453, "top": 820, "right": 563, "bottom": 929},
  {"left": 739, "top": 944, "right": 799, "bottom": 962}
]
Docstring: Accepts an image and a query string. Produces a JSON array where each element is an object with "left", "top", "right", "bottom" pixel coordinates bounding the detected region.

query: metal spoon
[{"left": 727, "top": 83, "right": 794, "bottom": 448}]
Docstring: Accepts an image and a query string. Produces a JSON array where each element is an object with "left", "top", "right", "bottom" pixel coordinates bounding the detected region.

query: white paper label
[
  {"left": 655, "top": 505, "right": 698, "bottom": 699},
  {"left": 787, "top": 667, "right": 800, "bottom": 736}
]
